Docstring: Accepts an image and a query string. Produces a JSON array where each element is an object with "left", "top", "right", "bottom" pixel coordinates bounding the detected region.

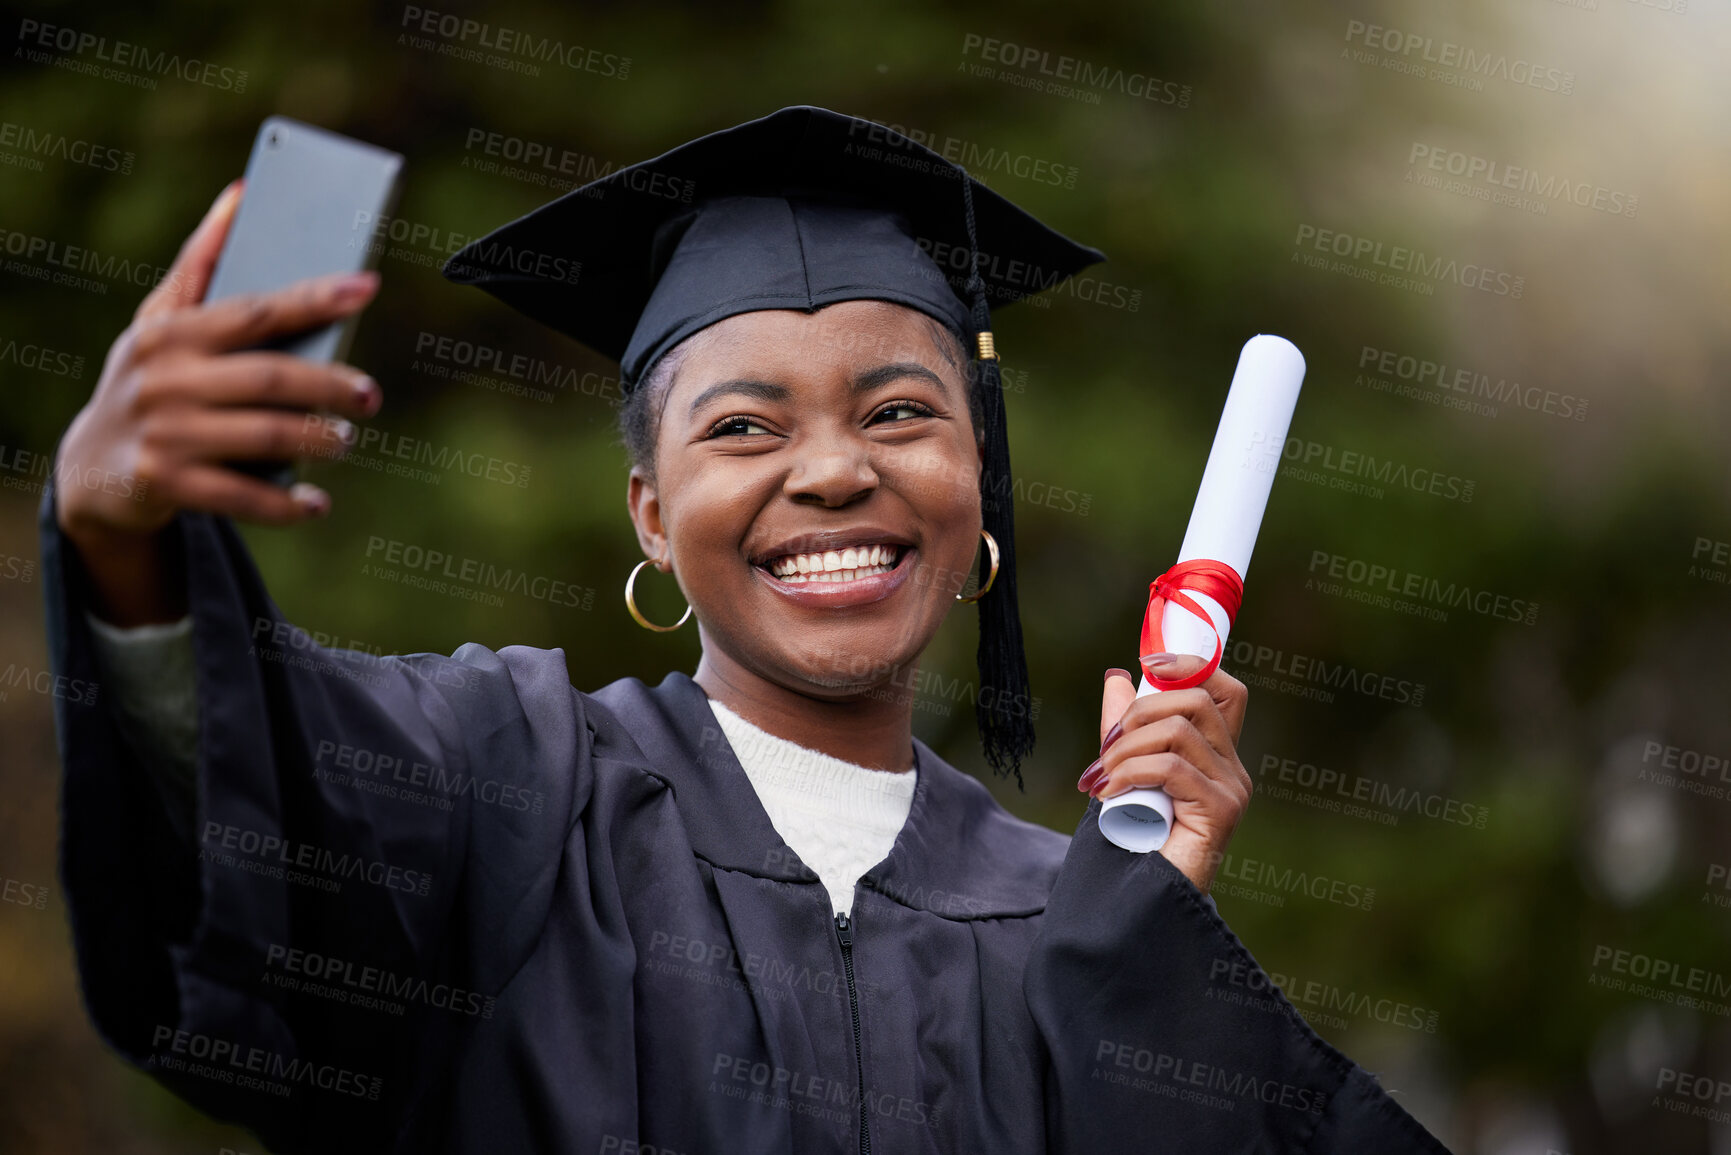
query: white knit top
[{"left": 706, "top": 700, "right": 916, "bottom": 916}]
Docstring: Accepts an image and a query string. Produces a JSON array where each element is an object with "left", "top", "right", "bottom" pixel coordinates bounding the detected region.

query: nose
[{"left": 784, "top": 428, "right": 878, "bottom": 508}]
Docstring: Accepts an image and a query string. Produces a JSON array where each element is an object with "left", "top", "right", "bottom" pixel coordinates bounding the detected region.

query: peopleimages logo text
[
  {"left": 398, "top": 6, "right": 630, "bottom": 78},
  {"left": 960, "top": 34, "right": 1191, "bottom": 106},
  {"left": 1293, "top": 225, "right": 1524, "bottom": 298},
  {"left": 1343, "top": 20, "right": 1574, "bottom": 95}
]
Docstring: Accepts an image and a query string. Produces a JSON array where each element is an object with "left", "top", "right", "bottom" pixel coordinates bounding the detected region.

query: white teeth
[
  {"left": 762, "top": 545, "right": 902, "bottom": 583},
  {"left": 771, "top": 562, "right": 895, "bottom": 584}
]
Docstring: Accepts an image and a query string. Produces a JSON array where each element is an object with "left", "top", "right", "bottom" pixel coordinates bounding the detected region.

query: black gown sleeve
[
  {"left": 1024, "top": 804, "right": 1451, "bottom": 1153},
  {"left": 37, "top": 482, "right": 591, "bottom": 1154}
]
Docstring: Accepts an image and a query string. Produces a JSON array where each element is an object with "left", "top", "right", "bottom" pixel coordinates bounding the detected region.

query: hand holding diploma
[
  {"left": 1081, "top": 658, "right": 1252, "bottom": 892},
  {"left": 1078, "top": 335, "right": 1307, "bottom": 873}
]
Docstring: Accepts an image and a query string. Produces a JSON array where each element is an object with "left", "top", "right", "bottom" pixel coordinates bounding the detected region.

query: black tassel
[
  {"left": 958, "top": 177, "right": 1033, "bottom": 790},
  {"left": 971, "top": 343, "right": 1034, "bottom": 789}
]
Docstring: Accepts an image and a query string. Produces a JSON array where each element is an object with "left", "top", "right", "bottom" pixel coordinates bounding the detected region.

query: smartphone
[{"left": 204, "top": 116, "right": 404, "bottom": 486}]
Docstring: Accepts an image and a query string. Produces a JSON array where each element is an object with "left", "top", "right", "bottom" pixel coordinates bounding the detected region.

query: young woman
[{"left": 42, "top": 107, "right": 1446, "bottom": 1153}]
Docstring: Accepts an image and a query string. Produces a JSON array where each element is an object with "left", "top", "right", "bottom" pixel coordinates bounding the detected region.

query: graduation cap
[{"left": 442, "top": 105, "right": 1106, "bottom": 785}]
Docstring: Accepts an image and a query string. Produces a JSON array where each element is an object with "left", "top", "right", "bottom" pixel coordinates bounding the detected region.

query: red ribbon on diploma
[{"left": 1138, "top": 559, "right": 1246, "bottom": 691}]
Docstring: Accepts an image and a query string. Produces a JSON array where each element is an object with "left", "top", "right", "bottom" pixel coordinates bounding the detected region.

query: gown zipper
[{"left": 834, "top": 911, "right": 872, "bottom": 1155}]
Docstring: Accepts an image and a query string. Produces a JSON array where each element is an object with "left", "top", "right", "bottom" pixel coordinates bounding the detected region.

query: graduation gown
[{"left": 37, "top": 483, "right": 1449, "bottom": 1154}]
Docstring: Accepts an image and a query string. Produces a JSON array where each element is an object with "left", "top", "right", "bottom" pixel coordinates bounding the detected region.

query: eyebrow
[
  {"left": 855, "top": 361, "right": 949, "bottom": 396},
  {"left": 685, "top": 362, "right": 950, "bottom": 418},
  {"left": 686, "top": 378, "right": 789, "bottom": 417}
]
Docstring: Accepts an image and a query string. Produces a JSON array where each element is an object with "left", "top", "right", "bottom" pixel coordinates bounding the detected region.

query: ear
[{"left": 626, "top": 466, "right": 670, "bottom": 570}]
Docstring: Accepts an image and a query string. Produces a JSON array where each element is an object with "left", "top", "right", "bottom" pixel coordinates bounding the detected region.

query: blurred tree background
[{"left": 2, "top": 0, "right": 1729, "bottom": 1151}]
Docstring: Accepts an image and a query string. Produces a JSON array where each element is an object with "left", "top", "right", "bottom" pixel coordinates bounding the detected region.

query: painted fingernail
[
  {"left": 289, "top": 482, "right": 330, "bottom": 518},
  {"left": 350, "top": 374, "right": 381, "bottom": 415},
  {"left": 326, "top": 417, "right": 357, "bottom": 445},
  {"left": 1077, "top": 759, "right": 1103, "bottom": 793},
  {"left": 1100, "top": 722, "right": 1124, "bottom": 755},
  {"left": 1105, "top": 667, "right": 1134, "bottom": 683},
  {"left": 1141, "top": 651, "right": 1179, "bottom": 668}
]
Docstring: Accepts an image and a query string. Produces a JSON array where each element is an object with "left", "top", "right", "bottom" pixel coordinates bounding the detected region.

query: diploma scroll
[{"left": 1097, "top": 334, "right": 1307, "bottom": 853}]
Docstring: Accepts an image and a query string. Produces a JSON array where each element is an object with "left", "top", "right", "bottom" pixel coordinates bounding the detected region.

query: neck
[{"left": 692, "top": 637, "right": 917, "bottom": 773}]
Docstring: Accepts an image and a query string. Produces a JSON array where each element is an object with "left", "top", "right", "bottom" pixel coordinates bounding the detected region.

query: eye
[
  {"left": 706, "top": 414, "right": 773, "bottom": 438},
  {"left": 870, "top": 400, "right": 934, "bottom": 425}
]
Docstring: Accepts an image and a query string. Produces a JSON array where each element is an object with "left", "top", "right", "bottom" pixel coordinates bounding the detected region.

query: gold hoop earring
[
  {"left": 956, "top": 529, "right": 1000, "bottom": 604},
  {"left": 625, "top": 559, "right": 693, "bottom": 631}
]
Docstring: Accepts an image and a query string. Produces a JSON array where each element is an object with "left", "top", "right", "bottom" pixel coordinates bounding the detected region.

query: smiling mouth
[{"left": 759, "top": 544, "right": 905, "bottom": 585}]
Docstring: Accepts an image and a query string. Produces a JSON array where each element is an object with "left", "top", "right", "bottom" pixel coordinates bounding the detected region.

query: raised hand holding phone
[
  {"left": 53, "top": 118, "right": 401, "bottom": 627},
  {"left": 202, "top": 117, "right": 403, "bottom": 485}
]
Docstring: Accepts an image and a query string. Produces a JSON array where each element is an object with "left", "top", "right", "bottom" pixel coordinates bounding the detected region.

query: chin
[{"left": 777, "top": 632, "right": 930, "bottom": 698}]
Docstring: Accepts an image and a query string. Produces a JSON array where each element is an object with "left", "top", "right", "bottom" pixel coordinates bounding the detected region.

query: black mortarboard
[{"left": 442, "top": 105, "right": 1106, "bottom": 785}]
